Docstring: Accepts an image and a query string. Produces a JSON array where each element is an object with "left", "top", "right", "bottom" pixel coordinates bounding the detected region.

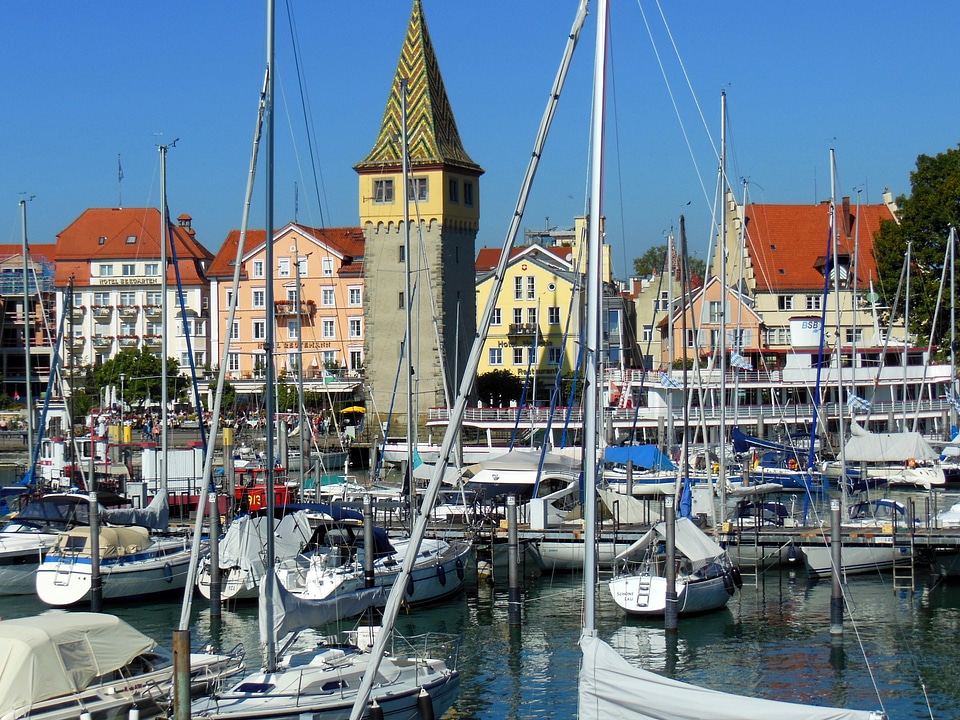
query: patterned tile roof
[
  {"left": 53, "top": 207, "right": 213, "bottom": 286},
  {"left": 355, "top": 0, "right": 481, "bottom": 174},
  {"left": 743, "top": 200, "right": 894, "bottom": 292}
]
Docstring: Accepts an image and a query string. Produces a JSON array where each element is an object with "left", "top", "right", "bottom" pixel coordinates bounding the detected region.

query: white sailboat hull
[
  {"left": 608, "top": 572, "right": 734, "bottom": 615},
  {"left": 801, "top": 542, "right": 906, "bottom": 578},
  {"left": 36, "top": 535, "right": 199, "bottom": 606},
  {"left": 0, "top": 533, "right": 56, "bottom": 595}
]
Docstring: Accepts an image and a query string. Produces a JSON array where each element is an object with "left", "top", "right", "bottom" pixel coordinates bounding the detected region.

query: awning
[{"left": 341, "top": 406, "right": 366, "bottom": 414}]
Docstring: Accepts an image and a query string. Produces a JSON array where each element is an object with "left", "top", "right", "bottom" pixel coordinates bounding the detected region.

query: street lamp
[{"left": 119, "top": 373, "right": 125, "bottom": 415}]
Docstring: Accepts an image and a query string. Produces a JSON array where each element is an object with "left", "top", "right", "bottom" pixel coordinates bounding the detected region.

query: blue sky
[{"left": 2, "top": 2, "right": 957, "bottom": 280}]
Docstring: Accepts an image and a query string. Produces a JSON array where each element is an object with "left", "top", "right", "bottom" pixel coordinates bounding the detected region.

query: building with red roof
[
  {"left": 54, "top": 207, "right": 214, "bottom": 375},
  {"left": 207, "top": 222, "right": 365, "bottom": 395}
]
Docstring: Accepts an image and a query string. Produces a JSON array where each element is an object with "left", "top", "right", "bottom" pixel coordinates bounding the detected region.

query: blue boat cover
[{"left": 603, "top": 445, "right": 676, "bottom": 471}]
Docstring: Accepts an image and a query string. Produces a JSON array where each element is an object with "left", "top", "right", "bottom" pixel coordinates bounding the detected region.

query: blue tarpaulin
[{"left": 603, "top": 445, "right": 676, "bottom": 471}]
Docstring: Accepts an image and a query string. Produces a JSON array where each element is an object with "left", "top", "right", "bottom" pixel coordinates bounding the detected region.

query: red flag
[{"left": 13, "top": 390, "right": 19, "bottom": 401}]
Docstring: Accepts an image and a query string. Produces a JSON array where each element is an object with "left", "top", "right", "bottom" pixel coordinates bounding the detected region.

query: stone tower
[{"left": 356, "top": 0, "right": 482, "bottom": 436}]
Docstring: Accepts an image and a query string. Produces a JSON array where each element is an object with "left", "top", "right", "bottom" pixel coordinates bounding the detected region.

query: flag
[
  {"left": 322, "top": 368, "right": 335, "bottom": 385},
  {"left": 13, "top": 390, "right": 19, "bottom": 401},
  {"left": 659, "top": 372, "right": 681, "bottom": 389},
  {"left": 846, "top": 393, "right": 871, "bottom": 412},
  {"left": 729, "top": 351, "right": 753, "bottom": 371},
  {"left": 948, "top": 391, "right": 960, "bottom": 414},
  {"left": 118, "top": 155, "right": 123, "bottom": 182},
  {"left": 608, "top": 381, "right": 621, "bottom": 407}
]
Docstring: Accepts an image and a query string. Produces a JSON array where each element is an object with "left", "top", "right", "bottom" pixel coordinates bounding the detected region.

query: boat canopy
[
  {"left": 579, "top": 634, "right": 883, "bottom": 720},
  {"left": 845, "top": 421, "right": 939, "bottom": 462},
  {"left": 613, "top": 517, "right": 725, "bottom": 571},
  {"left": 603, "top": 445, "right": 676, "bottom": 471},
  {"left": 731, "top": 427, "right": 807, "bottom": 456},
  {"left": 0, "top": 611, "right": 156, "bottom": 716},
  {"left": 53, "top": 525, "right": 151, "bottom": 557}
]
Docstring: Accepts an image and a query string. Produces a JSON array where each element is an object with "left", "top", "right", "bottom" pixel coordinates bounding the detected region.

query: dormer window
[
  {"left": 98, "top": 236, "right": 107, "bottom": 245},
  {"left": 126, "top": 235, "right": 137, "bottom": 244}
]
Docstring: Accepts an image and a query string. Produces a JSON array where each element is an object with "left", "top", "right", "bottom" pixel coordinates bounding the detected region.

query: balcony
[
  {"left": 92, "top": 335, "right": 112, "bottom": 348},
  {"left": 143, "top": 304, "right": 161, "bottom": 318},
  {"left": 117, "top": 335, "right": 139, "bottom": 348},
  {"left": 143, "top": 334, "right": 162, "bottom": 348},
  {"left": 69, "top": 336, "right": 85, "bottom": 348},
  {"left": 69, "top": 306, "right": 86, "bottom": 322},
  {"left": 91, "top": 305, "right": 113, "bottom": 318},
  {"left": 508, "top": 322, "right": 541, "bottom": 339},
  {"left": 275, "top": 299, "right": 316, "bottom": 317},
  {"left": 117, "top": 304, "right": 139, "bottom": 318}
]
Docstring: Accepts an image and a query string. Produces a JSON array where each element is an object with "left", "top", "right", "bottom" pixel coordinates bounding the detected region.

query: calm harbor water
[{"left": 2, "top": 567, "right": 959, "bottom": 718}]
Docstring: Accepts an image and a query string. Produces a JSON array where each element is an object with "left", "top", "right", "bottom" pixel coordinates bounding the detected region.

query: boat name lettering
[{"left": 800, "top": 320, "right": 821, "bottom": 329}]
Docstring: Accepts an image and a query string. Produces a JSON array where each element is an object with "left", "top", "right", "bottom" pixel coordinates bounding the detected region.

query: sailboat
[
  {"left": 578, "top": 3, "right": 884, "bottom": 719},
  {"left": 190, "top": 4, "right": 462, "bottom": 719},
  {"left": 35, "top": 148, "right": 204, "bottom": 607}
]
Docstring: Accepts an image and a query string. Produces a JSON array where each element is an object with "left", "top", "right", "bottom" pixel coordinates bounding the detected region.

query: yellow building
[{"left": 474, "top": 216, "right": 617, "bottom": 385}]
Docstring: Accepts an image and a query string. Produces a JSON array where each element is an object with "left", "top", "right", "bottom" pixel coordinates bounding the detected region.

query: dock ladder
[{"left": 891, "top": 528, "right": 916, "bottom": 593}]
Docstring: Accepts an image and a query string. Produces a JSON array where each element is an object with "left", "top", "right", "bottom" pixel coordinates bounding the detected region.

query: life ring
[
  {"left": 787, "top": 458, "right": 798, "bottom": 471},
  {"left": 906, "top": 457, "right": 917, "bottom": 469},
  {"left": 436, "top": 563, "right": 447, "bottom": 586},
  {"left": 455, "top": 556, "right": 465, "bottom": 581},
  {"left": 163, "top": 562, "right": 173, "bottom": 583}
]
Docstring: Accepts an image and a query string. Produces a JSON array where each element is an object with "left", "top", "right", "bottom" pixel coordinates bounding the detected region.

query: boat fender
[
  {"left": 163, "top": 562, "right": 173, "bottom": 583},
  {"left": 731, "top": 566, "right": 743, "bottom": 589},
  {"left": 406, "top": 575, "right": 415, "bottom": 597},
  {"left": 907, "top": 457, "right": 917, "bottom": 469},
  {"left": 455, "top": 556, "right": 465, "bottom": 581},
  {"left": 723, "top": 572, "right": 736, "bottom": 596},
  {"left": 129, "top": 707, "right": 140, "bottom": 720},
  {"left": 436, "top": 563, "right": 447, "bottom": 586},
  {"left": 368, "top": 699, "right": 384, "bottom": 720},
  {"left": 788, "top": 543, "right": 797, "bottom": 564},
  {"left": 417, "top": 688, "right": 435, "bottom": 720}
]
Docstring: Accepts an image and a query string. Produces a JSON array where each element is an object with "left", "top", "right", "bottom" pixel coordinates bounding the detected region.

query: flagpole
[{"left": 117, "top": 154, "right": 123, "bottom": 209}]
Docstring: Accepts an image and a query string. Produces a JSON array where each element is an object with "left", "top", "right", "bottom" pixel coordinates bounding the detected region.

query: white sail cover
[
  {"left": 259, "top": 573, "right": 385, "bottom": 644},
  {"left": 579, "top": 634, "right": 883, "bottom": 720},
  {"left": 845, "top": 422, "right": 938, "bottom": 462},
  {"left": 613, "top": 517, "right": 724, "bottom": 567},
  {"left": 218, "top": 510, "right": 312, "bottom": 572},
  {"left": 0, "top": 611, "right": 156, "bottom": 716}
]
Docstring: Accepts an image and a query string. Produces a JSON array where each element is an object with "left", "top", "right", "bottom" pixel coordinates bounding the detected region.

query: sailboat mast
[
  {"left": 159, "top": 145, "right": 170, "bottom": 493},
  {"left": 263, "top": 0, "right": 277, "bottom": 673},
  {"left": 951, "top": 227, "right": 957, "bottom": 431},
  {"left": 583, "top": 0, "right": 608, "bottom": 637},
  {"left": 830, "top": 149, "right": 848, "bottom": 515},
  {"left": 401, "top": 77, "right": 416, "bottom": 528},
  {"left": 20, "top": 199, "right": 33, "bottom": 461},
  {"left": 717, "top": 90, "right": 728, "bottom": 521}
]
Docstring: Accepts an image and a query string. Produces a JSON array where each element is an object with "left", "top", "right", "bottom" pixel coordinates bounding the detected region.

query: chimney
[{"left": 841, "top": 196, "right": 851, "bottom": 238}]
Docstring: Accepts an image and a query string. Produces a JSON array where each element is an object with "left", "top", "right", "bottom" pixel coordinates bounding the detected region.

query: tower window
[
  {"left": 449, "top": 179, "right": 459, "bottom": 203},
  {"left": 374, "top": 179, "right": 394, "bottom": 204},
  {"left": 408, "top": 177, "right": 428, "bottom": 202},
  {"left": 463, "top": 182, "right": 474, "bottom": 207}
]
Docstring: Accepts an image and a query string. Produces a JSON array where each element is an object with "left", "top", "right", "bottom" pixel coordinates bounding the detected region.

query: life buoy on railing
[{"left": 906, "top": 457, "right": 917, "bottom": 469}]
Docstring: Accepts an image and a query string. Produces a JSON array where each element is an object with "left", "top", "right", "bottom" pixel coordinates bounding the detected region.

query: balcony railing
[
  {"left": 91, "top": 305, "right": 113, "bottom": 318},
  {"left": 117, "top": 304, "right": 139, "bottom": 317},
  {"left": 92, "top": 335, "right": 112, "bottom": 347},
  {"left": 508, "top": 322, "right": 540, "bottom": 337},
  {"left": 275, "top": 300, "right": 316, "bottom": 317},
  {"left": 117, "top": 335, "right": 139, "bottom": 348},
  {"left": 143, "top": 304, "right": 161, "bottom": 317},
  {"left": 143, "top": 334, "right": 162, "bottom": 347}
]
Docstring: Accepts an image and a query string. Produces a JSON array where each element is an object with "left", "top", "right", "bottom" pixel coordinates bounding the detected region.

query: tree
[
  {"left": 873, "top": 145, "right": 960, "bottom": 355},
  {"left": 632, "top": 244, "right": 706, "bottom": 280},
  {"left": 476, "top": 369, "right": 524, "bottom": 408},
  {"left": 93, "top": 348, "right": 181, "bottom": 408}
]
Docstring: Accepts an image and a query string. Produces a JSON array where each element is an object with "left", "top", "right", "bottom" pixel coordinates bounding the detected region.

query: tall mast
[
  {"left": 401, "top": 77, "right": 416, "bottom": 530},
  {"left": 20, "top": 198, "right": 33, "bottom": 462},
  {"left": 263, "top": 0, "right": 277, "bottom": 672},
  {"left": 583, "top": 0, "right": 608, "bottom": 637},
  {"left": 717, "top": 90, "right": 728, "bottom": 523},
  {"left": 159, "top": 144, "right": 170, "bottom": 494},
  {"left": 830, "top": 148, "right": 848, "bottom": 515}
]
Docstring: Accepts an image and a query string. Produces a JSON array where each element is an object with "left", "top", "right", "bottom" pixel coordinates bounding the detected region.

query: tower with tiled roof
[{"left": 356, "top": 0, "right": 482, "bottom": 431}]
